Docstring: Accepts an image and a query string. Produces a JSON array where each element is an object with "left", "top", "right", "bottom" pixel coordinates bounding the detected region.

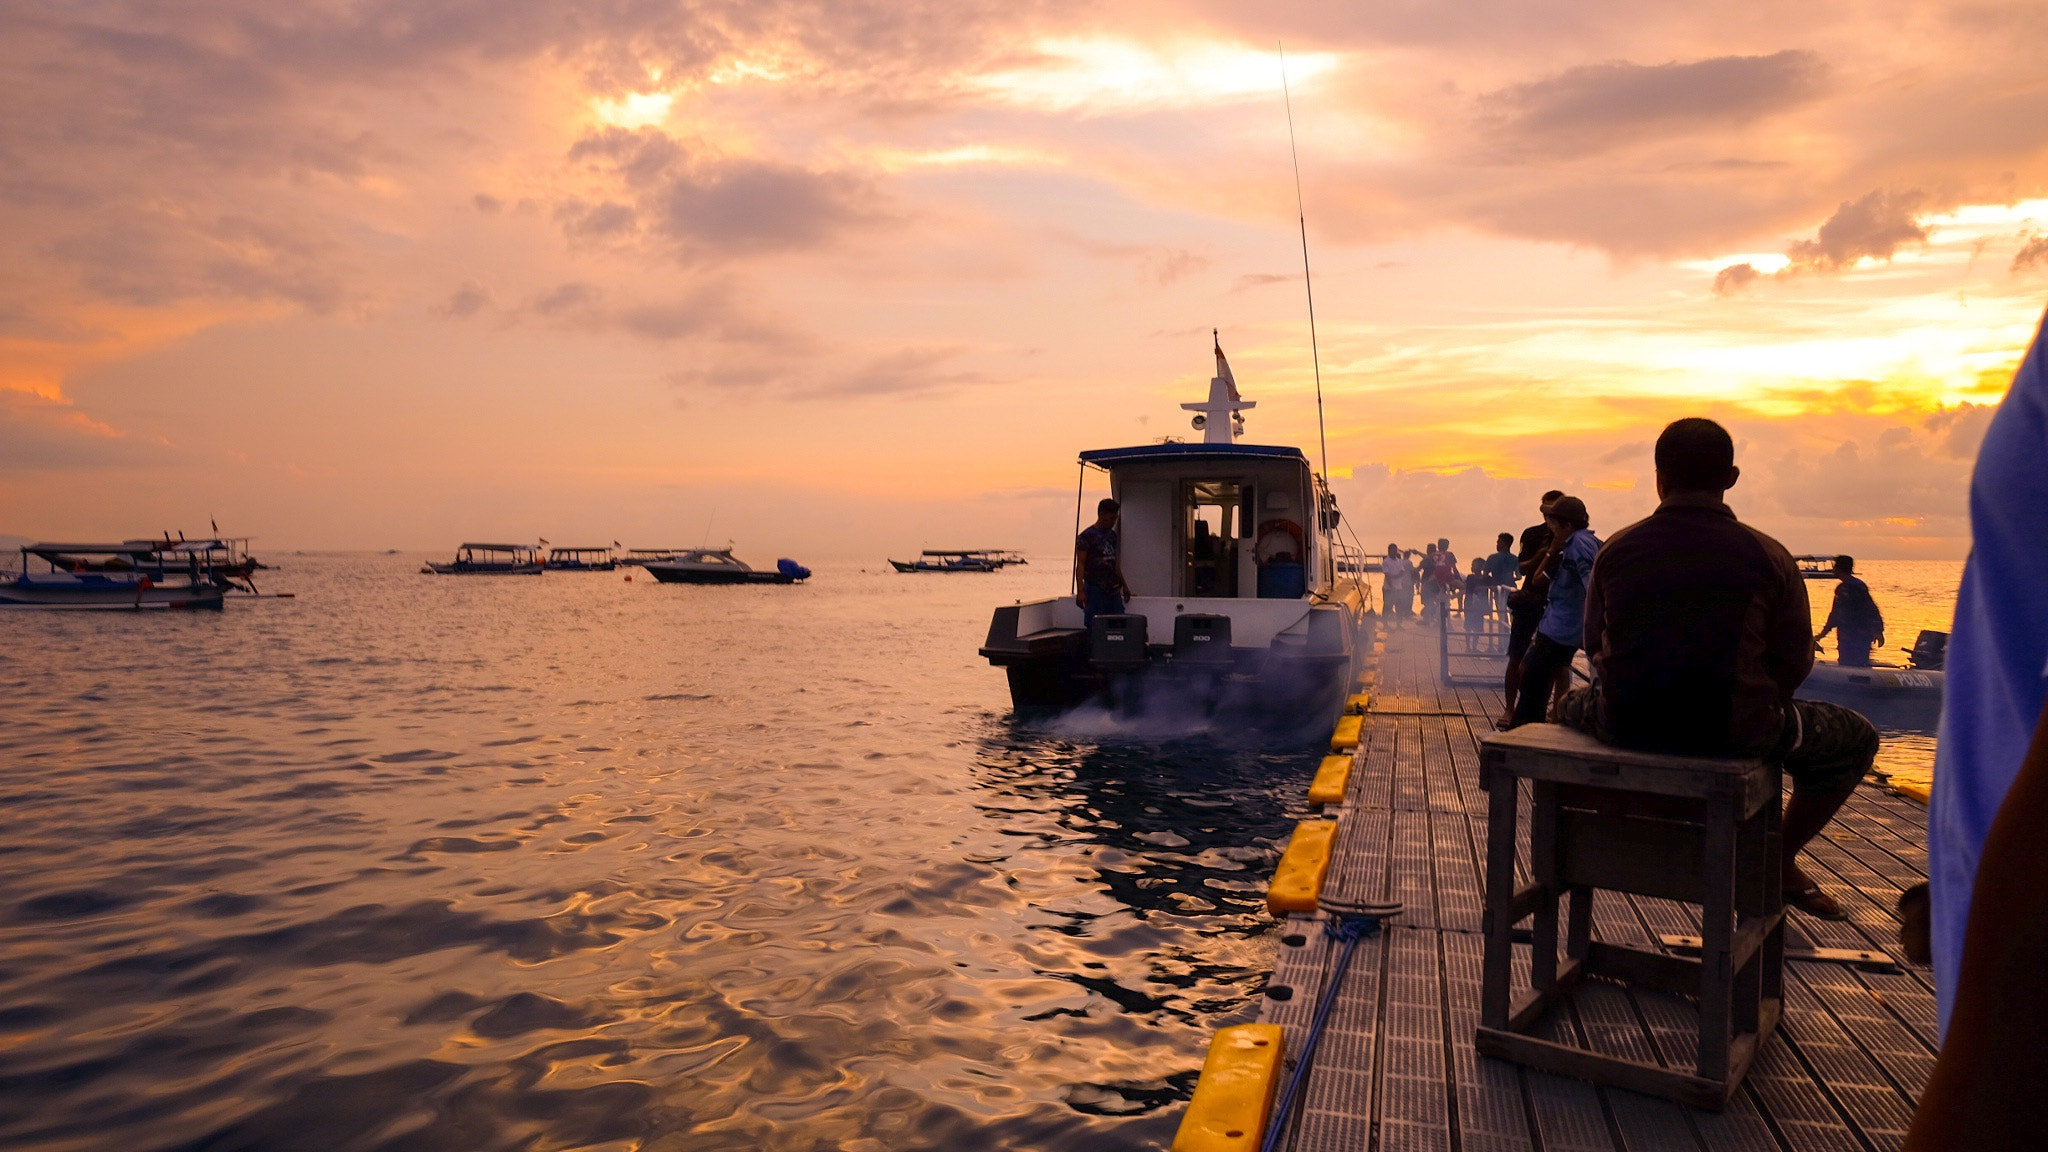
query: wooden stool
[{"left": 1476, "top": 723, "right": 1784, "bottom": 1109}]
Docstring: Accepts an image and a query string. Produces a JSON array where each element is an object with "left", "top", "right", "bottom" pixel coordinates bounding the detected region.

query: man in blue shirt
[
  {"left": 1927, "top": 308, "right": 2048, "bottom": 1037},
  {"left": 1073, "top": 498, "right": 1130, "bottom": 625},
  {"left": 1905, "top": 308, "right": 2048, "bottom": 1145},
  {"left": 1508, "top": 495, "right": 1598, "bottom": 727},
  {"left": 1816, "top": 555, "right": 1885, "bottom": 667}
]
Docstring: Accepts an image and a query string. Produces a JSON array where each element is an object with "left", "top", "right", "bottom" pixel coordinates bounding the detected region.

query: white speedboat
[
  {"left": 980, "top": 341, "right": 1368, "bottom": 721},
  {"left": 643, "top": 549, "right": 811, "bottom": 585},
  {"left": 1, "top": 543, "right": 226, "bottom": 610}
]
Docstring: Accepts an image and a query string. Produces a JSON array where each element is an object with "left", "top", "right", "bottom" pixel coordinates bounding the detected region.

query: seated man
[{"left": 1550, "top": 418, "right": 1877, "bottom": 920}]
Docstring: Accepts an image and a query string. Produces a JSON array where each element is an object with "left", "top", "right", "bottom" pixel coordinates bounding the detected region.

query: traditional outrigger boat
[
  {"left": 980, "top": 341, "right": 1368, "bottom": 721},
  {"left": 1, "top": 542, "right": 226, "bottom": 610},
  {"left": 889, "top": 550, "right": 1016, "bottom": 573},
  {"left": 643, "top": 548, "right": 811, "bottom": 585},
  {"left": 544, "top": 546, "right": 617, "bottom": 571},
  {"left": 423, "top": 543, "right": 544, "bottom": 575}
]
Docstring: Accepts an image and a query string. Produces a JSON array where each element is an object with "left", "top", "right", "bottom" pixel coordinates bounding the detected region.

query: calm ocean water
[
  {"left": 0, "top": 556, "right": 1326, "bottom": 1152},
  {"left": 0, "top": 554, "right": 1959, "bottom": 1151}
]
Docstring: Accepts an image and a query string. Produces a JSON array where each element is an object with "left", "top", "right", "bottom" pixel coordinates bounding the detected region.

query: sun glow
[
  {"left": 592, "top": 91, "right": 673, "bottom": 129},
  {"left": 973, "top": 38, "right": 1341, "bottom": 114}
]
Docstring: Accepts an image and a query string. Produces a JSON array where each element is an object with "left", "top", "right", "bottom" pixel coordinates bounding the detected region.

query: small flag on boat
[{"left": 1213, "top": 330, "right": 1240, "bottom": 402}]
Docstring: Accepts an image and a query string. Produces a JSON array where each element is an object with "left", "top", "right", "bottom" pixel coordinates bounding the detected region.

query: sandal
[{"left": 1787, "top": 884, "right": 1848, "bottom": 921}]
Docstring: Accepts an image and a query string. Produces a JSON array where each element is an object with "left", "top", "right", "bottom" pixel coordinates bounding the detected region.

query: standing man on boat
[
  {"left": 1074, "top": 498, "right": 1130, "bottom": 625},
  {"left": 1816, "top": 555, "right": 1885, "bottom": 667},
  {"left": 1500, "top": 490, "right": 1565, "bottom": 727},
  {"left": 1549, "top": 418, "right": 1876, "bottom": 920}
]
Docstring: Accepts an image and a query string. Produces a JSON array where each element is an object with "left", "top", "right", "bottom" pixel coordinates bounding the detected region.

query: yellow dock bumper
[
  {"left": 1171, "top": 1024, "right": 1286, "bottom": 1152},
  {"left": 1329, "top": 713, "right": 1363, "bottom": 752},
  {"left": 1344, "top": 692, "right": 1371, "bottom": 714},
  {"left": 1891, "top": 778, "right": 1931, "bottom": 805},
  {"left": 1308, "top": 754, "right": 1353, "bottom": 805},
  {"left": 1267, "top": 820, "right": 1338, "bottom": 914}
]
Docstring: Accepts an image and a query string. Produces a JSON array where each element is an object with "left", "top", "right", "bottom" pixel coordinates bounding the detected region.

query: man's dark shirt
[
  {"left": 1076, "top": 524, "right": 1120, "bottom": 587},
  {"left": 1582, "top": 493, "right": 1812, "bottom": 756},
  {"left": 1826, "top": 576, "right": 1884, "bottom": 636},
  {"left": 1510, "top": 522, "right": 1552, "bottom": 614}
]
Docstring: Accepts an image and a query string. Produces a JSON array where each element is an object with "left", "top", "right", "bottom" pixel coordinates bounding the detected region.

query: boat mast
[{"left": 1280, "top": 46, "right": 1330, "bottom": 489}]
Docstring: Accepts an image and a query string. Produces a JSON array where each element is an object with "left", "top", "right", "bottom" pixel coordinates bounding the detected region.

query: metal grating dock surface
[{"left": 1258, "top": 625, "right": 1934, "bottom": 1152}]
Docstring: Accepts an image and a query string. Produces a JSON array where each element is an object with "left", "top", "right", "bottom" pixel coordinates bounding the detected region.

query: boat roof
[
  {"left": 459, "top": 542, "right": 534, "bottom": 551},
  {"left": 549, "top": 546, "right": 612, "bottom": 552},
  {"left": 1078, "top": 443, "right": 1309, "bottom": 466},
  {"left": 921, "top": 549, "right": 1014, "bottom": 556},
  {"left": 25, "top": 542, "right": 160, "bottom": 555}
]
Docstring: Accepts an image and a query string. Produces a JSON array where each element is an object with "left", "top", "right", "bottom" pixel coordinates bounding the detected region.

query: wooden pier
[{"left": 1253, "top": 623, "right": 1934, "bottom": 1152}]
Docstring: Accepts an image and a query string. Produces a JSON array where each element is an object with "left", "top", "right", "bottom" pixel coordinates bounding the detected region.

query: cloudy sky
[{"left": 4, "top": 0, "right": 2046, "bottom": 558}]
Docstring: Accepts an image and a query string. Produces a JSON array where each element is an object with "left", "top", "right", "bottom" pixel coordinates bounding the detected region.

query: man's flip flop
[{"left": 1787, "top": 885, "right": 1848, "bottom": 921}]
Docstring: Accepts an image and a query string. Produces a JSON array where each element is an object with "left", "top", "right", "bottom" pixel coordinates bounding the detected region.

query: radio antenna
[{"left": 1280, "top": 45, "right": 1330, "bottom": 489}]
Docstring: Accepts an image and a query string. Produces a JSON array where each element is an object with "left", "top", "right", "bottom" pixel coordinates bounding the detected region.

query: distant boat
[
  {"left": 643, "top": 549, "right": 810, "bottom": 585},
  {"left": 134, "top": 536, "right": 268, "bottom": 579},
  {"left": 1, "top": 542, "right": 226, "bottom": 610},
  {"left": 424, "top": 543, "right": 543, "bottom": 575},
  {"left": 544, "top": 546, "right": 617, "bottom": 571},
  {"left": 891, "top": 550, "right": 1006, "bottom": 573}
]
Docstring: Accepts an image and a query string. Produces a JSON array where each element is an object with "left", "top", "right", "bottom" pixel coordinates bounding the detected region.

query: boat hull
[
  {"left": 423, "top": 563, "right": 544, "bottom": 575},
  {"left": 891, "top": 559, "right": 997, "bottom": 573},
  {"left": 1795, "top": 662, "right": 1943, "bottom": 729},
  {"left": 0, "top": 579, "right": 225, "bottom": 610},
  {"left": 644, "top": 565, "right": 800, "bottom": 585},
  {"left": 982, "top": 591, "right": 1366, "bottom": 727}
]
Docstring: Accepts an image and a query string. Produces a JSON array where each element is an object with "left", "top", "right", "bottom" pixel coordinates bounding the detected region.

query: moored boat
[
  {"left": 643, "top": 549, "right": 811, "bottom": 585},
  {"left": 890, "top": 550, "right": 1003, "bottom": 573},
  {"left": 1, "top": 543, "right": 226, "bottom": 610},
  {"left": 980, "top": 339, "right": 1368, "bottom": 721},
  {"left": 424, "top": 543, "right": 544, "bottom": 575},
  {"left": 544, "top": 546, "right": 617, "bottom": 571}
]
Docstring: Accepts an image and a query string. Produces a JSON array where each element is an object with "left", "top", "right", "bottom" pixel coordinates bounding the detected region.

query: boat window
[{"left": 1179, "top": 480, "right": 1241, "bottom": 598}]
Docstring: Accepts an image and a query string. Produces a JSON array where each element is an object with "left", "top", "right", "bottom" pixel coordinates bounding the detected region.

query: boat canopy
[
  {"left": 460, "top": 543, "right": 534, "bottom": 552},
  {"left": 1079, "top": 443, "right": 1308, "bottom": 466},
  {"left": 25, "top": 542, "right": 160, "bottom": 556},
  {"left": 549, "top": 547, "right": 613, "bottom": 554}
]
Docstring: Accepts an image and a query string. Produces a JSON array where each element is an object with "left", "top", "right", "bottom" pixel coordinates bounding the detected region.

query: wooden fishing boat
[
  {"left": 1, "top": 543, "right": 226, "bottom": 610},
  {"left": 423, "top": 543, "right": 543, "bottom": 575}
]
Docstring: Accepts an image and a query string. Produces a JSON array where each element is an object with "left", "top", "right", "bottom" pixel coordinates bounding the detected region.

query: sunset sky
[{"left": 5, "top": 1, "right": 2047, "bottom": 560}]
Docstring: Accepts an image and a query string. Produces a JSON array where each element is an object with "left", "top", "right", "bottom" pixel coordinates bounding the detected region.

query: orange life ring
[{"left": 1256, "top": 518, "right": 1305, "bottom": 564}]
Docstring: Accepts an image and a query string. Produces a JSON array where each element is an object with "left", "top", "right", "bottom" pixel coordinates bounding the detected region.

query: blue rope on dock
[{"left": 1259, "top": 899, "right": 1402, "bottom": 1152}]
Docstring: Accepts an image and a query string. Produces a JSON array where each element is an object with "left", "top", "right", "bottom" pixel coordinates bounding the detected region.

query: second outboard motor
[
  {"left": 1909, "top": 629, "right": 1947, "bottom": 671},
  {"left": 1172, "top": 613, "right": 1233, "bottom": 664},
  {"left": 1090, "top": 614, "right": 1149, "bottom": 714},
  {"left": 1174, "top": 613, "right": 1233, "bottom": 716}
]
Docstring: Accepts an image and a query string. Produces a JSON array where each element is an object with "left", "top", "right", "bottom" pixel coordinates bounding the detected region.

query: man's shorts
[
  {"left": 1550, "top": 687, "right": 1876, "bottom": 796},
  {"left": 1507, "top": 605, "right": 1543, "bottom": 663}
]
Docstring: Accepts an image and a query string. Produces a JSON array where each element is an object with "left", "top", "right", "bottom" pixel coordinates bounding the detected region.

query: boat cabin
[
  {"left": 545, "top": 546, "right": 617, "bottom": 570},
  {"left": 1082, "top": 443, "right": 1337, "bottom": 601},
  {"left": 458, "top": 543, "right": 539, "bottom": 565}
]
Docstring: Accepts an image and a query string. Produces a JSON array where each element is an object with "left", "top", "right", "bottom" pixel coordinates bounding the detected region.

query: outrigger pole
[{"left": 1280, "top": 45, "right": 1330, "bottom": 489}]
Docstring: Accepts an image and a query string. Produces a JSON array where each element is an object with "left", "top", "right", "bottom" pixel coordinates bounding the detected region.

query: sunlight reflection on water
[{"left": 0, "top": 556, "right": 1324, "bottom": 1152}]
